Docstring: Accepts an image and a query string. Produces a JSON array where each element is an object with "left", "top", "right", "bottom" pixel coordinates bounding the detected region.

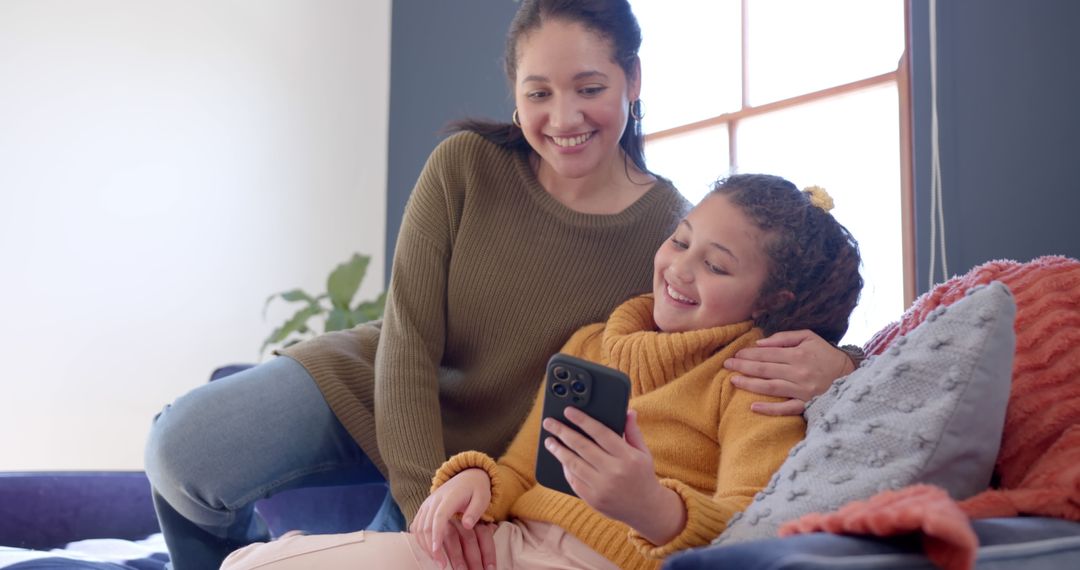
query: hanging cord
[{"left": 928, "top": 0, "right": 949, "bottom": 289}]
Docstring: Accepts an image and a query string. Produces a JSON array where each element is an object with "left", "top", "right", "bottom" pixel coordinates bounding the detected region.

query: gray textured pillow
[{"left": 715, "top": 281, "right": 1016, "bottom": 545}]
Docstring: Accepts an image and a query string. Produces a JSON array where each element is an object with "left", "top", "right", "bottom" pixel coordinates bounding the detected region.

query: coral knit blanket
[{"left": 779, "top": 256, "right": 1080, "bottom": 570}]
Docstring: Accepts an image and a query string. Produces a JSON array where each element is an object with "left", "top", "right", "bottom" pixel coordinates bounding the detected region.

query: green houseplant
[{"left": 261, "top": 253, "right": 386, "bottom": 356}]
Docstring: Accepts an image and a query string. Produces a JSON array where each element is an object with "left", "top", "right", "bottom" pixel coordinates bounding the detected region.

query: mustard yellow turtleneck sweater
[{"left": 431, "top": 295, "right": 806, "bottom": 569}]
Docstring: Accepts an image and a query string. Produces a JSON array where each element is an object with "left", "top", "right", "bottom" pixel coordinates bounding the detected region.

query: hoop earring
[
  {"left": 629, "top": 99, "right": 644, "bottom": 121},
  {"left": 512, "top": 108, "right": 522, "bottom": 128}
]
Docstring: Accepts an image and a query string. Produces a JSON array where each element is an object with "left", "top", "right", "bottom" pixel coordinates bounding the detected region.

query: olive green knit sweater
[{"left": 283, "top": 131, "right": 689, "bottom": 520}]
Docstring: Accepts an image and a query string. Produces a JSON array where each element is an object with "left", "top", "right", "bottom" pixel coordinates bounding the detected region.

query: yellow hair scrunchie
[{"left": 803, "top": 185, "right": 834, "bottom": 212}]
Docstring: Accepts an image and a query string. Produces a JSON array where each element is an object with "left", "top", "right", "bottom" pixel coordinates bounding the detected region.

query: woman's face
[
  {"left": 513, "top": 20, "right": 639, "bottom": 181},
  {"left": 652, "top": 194, "right": 772, "bottom": 333}
]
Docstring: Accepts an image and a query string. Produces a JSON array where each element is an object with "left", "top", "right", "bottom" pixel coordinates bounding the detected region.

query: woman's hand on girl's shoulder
[
  {"left": 411, "top": 468, "right": 495, "bottom": 570},
  {"left": 725, "top": 329, "right": 855, "bottom": 416}
]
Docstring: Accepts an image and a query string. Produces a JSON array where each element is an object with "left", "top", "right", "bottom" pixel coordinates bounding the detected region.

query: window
[{"left": 633, "top": 0, "right": 909, "bottom": 345}]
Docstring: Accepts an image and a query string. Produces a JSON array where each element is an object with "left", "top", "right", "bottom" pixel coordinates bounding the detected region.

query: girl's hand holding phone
[
  {"left": 542, "top": 408, "right": 687, "bottom": 544},
  {"left": 411, "top": 468, "right": 496, "bottom": 570}
]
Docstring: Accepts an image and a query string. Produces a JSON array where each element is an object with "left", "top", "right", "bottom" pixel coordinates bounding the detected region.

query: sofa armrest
[{"left": 0, "top": 471, "right": 160, "bottom": 549}]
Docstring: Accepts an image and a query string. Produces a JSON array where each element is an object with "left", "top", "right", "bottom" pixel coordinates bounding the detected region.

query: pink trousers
[{"left": 220, "top": 519, "right": 619, "bottom": 570}]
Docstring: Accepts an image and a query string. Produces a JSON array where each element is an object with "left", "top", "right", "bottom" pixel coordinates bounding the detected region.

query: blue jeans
[{"left": 144, "top": 356, "right": 404, "bottom": 570}]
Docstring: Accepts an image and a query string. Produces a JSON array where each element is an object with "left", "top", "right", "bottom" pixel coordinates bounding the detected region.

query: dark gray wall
[
  {"left": 386, "top": 2, "right": 1080, "bottom": 291},
  {"left": 910, "top": 0, "right": 1080, "bottom": 294},
  {"left": 385, "top": 0, "right": 519, "bottom": 281}
]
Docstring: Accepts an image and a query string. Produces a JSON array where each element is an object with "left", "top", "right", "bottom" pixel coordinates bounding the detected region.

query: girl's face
[
  {"left": 653, "top": 194, "right": 772, "bottom": 333},
  {"left": 513, "top": 19, "right": 639, "bottom": 181}
]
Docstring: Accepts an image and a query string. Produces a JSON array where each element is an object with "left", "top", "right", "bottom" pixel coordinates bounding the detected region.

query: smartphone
[{"left": 535, "top": 353, "right": 631, "bottom": 496}]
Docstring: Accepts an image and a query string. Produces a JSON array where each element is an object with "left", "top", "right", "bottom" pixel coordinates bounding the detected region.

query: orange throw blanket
[{"left": 780, "top": 256, "right": 1080, "bottom": 570}]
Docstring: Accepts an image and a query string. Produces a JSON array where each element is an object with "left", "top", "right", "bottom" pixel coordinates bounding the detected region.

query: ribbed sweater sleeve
[
  {"left": 429, "top": 451, "right": 504, "bottom": 523},
  {"left": 429, "top": 417, "right": 536, "bottom": 524},
  {"left": 483, "top": 378, "right": 557, "bottom": 520},
  {"left": 373, "top": 138, "right": 458, "bottom": 520},
  {"left": 628, "top": 372, "right": 806, "bottom": 558}
]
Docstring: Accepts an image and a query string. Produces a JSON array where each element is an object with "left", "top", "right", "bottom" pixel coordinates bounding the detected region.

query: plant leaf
[
  {"left": 281, "top": 289, "right": 316, "bottom": 303},
  {"left": 262, "top": 288, "right": 317, "bottom": 318},
  {"left": 352, "top": 291, "right": 387, "bottom": 323},
  {"left": 325, "top": 307, "right": 353, "bottom": 332},
  {"left": 327, "top": 254, "right": 369, "bottom": 311},
  {"left": 260, "top": 303, "right": 322, "bottom": 354}
]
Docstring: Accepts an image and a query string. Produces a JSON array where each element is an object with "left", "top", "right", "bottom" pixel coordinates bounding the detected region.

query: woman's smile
[{"left": 548, "top": 131, "right": 595, "bottom": 150}]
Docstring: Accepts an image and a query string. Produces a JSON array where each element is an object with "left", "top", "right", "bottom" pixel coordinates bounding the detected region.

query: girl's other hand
[
  {"left": 411, "top": 468, "right": 495, "bottom": 569},
  {"left": 725, "top": 329, "right": 855, "bottom": 416},
  {"left": 429, "top": 519, "right": 497, "bottom": 570}
]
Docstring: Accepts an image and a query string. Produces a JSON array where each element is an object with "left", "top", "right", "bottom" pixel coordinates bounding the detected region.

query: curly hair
[{"left": 709, "top": 174, "right": 863, "bottom": 344}]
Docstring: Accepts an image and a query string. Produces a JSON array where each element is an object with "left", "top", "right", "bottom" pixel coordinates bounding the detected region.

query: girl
[{"left": 220, "top": 174, "right": 864, "bottom": 570}]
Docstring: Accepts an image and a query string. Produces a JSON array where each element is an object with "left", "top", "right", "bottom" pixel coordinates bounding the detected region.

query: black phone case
[{"left": 534, "top": 353, "right": 631, "bottom": 496}]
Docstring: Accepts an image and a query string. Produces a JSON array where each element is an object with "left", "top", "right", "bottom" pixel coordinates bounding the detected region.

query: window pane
[
  {"left": 645, "top": 125, "right": 729, "bottom": 205},
  {"left": 746, "top": 0, "right": 904, "bottom": 105},
  {"left": 632, "top": 0, "right": 742, "bottom": 133},
  {"left": 737, "top": 84, "right": 903, "bottom": 345}
]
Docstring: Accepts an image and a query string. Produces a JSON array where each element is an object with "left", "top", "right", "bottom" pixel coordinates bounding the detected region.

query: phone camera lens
[
  {"left": 571, "top": 381, "right": 587, "bottom": 394},
  {"left": 552, "top": 383, "right": 568, "bottom": 397},
  {"left": 553, "top": 366, "right": 570, "bottom": 380}
]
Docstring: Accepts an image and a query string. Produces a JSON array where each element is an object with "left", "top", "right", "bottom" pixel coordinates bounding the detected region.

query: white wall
[{"left": 0, "top": 0, "right": 390, "bottom": 470}]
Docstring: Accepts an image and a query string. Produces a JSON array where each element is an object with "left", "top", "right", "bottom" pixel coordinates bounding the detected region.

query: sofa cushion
[
  {"left": 864, "top": 255, "right": 1080, "bottom": 491},
  {"left": 664, "top": 516, "right": 1080, "bottom": 570},
  {"left": 714, "top": 282, "right": 1015, "bottom": 545}
]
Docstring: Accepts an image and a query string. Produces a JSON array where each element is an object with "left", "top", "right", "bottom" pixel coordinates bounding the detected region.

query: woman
[{"left": 144, "top": 2, "right": 854, "bottom": 569}]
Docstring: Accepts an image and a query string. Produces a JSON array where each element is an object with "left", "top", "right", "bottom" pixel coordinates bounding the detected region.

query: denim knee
[
  {"left": 145, "top": 356, "right": 376, "bottom": 532},
  {"left": 145, "top": 392, "right": 224, "bottom": 511},
  {"left": 144, "top": 357, "right": 347, "bottom": 522}
]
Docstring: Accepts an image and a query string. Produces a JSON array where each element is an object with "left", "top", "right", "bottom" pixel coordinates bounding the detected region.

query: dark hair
[
  {"left": 709, "top": 174, "right": 863, "bottom": 344},
  {"left": 447, "top": 0, "right": 647, "bottom": 173}
]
